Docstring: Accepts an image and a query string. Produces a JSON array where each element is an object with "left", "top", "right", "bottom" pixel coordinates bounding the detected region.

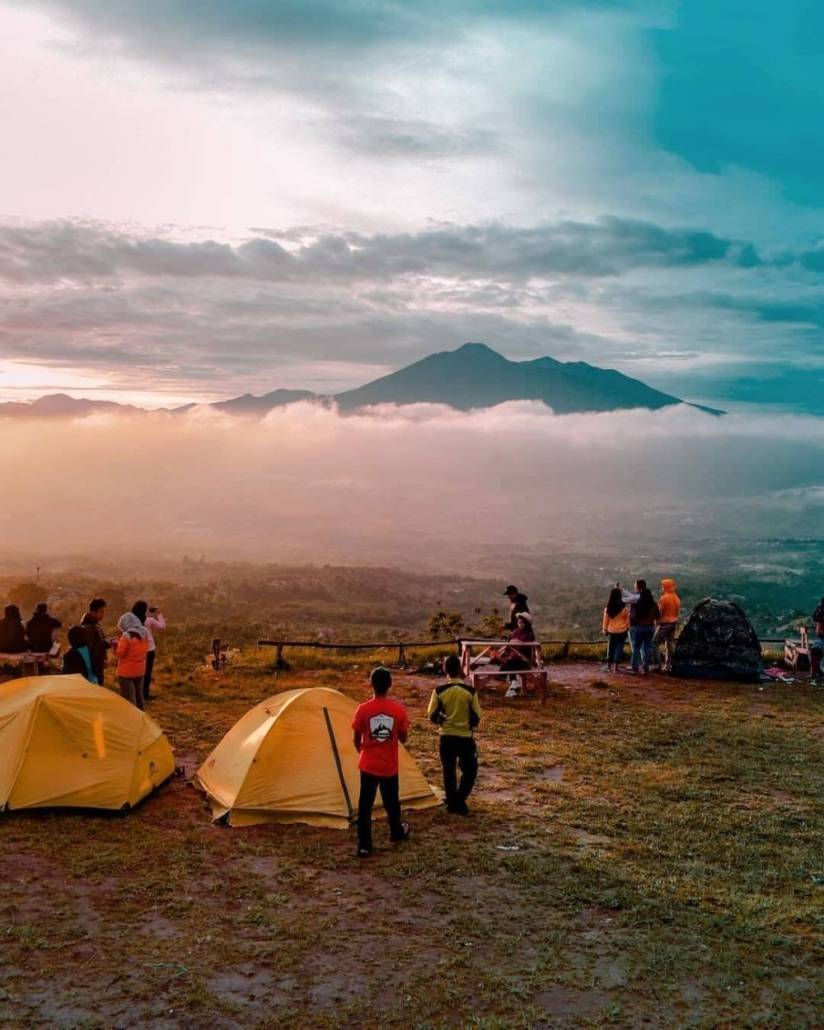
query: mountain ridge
[{"left": 0, "top": 344, "right": 723, "bottom": 417}]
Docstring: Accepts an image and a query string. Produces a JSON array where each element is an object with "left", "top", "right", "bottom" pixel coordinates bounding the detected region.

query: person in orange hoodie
[
  {"left": 602, "top": 585, "right": 630, "bottom": 672},
  {"left": 653, "top": 578, "right": 681, "bottom": 672},
  {"left": 115, "top": 611, "right": 149, "bottom": 710}
]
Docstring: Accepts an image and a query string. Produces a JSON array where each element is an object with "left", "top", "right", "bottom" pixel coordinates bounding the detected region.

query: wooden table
[{"left": 458, "top": 639, "right": 548, "bottom": 704}]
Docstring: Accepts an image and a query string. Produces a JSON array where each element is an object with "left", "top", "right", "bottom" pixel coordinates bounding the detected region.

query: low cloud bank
[{"left": 2, "top": 402, "right": 823, "bottom": 567}]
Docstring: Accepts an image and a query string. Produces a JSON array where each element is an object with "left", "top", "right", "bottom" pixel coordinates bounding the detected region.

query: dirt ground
[{"left": 0, "top": 660, "right": 822, "bottom": 1028}]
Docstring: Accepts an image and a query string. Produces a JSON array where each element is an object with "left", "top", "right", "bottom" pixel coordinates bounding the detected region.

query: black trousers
[
  {"left": 357, "top": 772, "right": 404, "bottom": 852},
  {"left": 143, "top": 650, "right": 156, "bottom": 699},
  {"left": 439, "top": 736, "right": 478, "bottom": 806}
]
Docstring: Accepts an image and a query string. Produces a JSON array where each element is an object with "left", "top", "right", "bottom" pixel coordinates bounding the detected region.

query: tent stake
[{"left": 322, "top": 706, "right": 354, "bottom": 822}]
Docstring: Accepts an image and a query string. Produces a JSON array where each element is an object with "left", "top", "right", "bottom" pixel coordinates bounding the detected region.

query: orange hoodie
[
  {"left": 658, "top": 579, "right": 681, "bottom": 623},
  {"left": 115, "top": 634, "right": 149, "bottom": 678}
]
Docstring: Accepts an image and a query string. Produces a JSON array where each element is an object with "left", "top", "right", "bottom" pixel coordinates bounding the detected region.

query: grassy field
[{"left": 0, "top": 653, "right": 821, "bottom": 1028}]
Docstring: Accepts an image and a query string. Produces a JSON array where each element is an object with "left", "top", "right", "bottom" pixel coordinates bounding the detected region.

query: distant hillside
[
  {"left": 209, "top": 389, "right": 316, "bottom": 414},
  {"left": 0, "top": 393, "right": 143, "bottom": 418},
  {"left": 0, "top": 344, "right": 722, "bottom": 418}
]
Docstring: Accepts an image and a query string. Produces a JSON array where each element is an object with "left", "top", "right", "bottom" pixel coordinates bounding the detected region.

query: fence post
[
  {"left": 398, "top": 643, "right": 407, "bottom": 669},
  {"left": 275, "top": 643, "right": 289, "bottom": 672},
  {"left": 562, "top": 640, "right": 570, "bottom": 660}
]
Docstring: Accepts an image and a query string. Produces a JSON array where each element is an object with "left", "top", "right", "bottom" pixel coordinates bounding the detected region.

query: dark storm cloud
[{"left": 0, "top": 218, "right": 745, "bottom": 285}]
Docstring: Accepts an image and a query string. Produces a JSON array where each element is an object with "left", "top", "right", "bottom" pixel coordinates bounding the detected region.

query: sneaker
[
  {"left": 355, "top": 847, "right": 373, "bottom": 859},
  {"left": 505, "top": 682, "right": 521, "bottom": 699},
  {"left": 390, "top": 822, "right": 411, "bottom": 843}
]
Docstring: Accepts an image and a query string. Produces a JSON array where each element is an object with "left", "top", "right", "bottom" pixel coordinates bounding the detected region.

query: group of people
[
  {"left": 0, "top": 602, "right": 63, "bottom": 655},
  {"left": 352, "top": 655, "right": 481, "bottom": 858},
  {"left": 602, "top": 578, "right": 681, "bottom": 674},
  {"left": 0, "top": 596, "right": 166, "bottom": 709}
]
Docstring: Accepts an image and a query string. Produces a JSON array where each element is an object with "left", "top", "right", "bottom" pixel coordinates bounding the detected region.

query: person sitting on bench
[
  {"left": 809, "top": 597, "right": 824, "bottom": 685},
  {"left": 492, "top": 612, "right": 535, "bottom": 697}
]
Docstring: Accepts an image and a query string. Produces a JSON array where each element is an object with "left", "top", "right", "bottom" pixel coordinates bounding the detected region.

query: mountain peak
[{"left": 451, "top": 342, "right": 503, "bottom": 359}]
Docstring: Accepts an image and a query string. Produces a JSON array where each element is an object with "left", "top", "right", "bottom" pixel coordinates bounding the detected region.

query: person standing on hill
[
  {"left": 503, "top": 584, "right": 530, "bottom": 631},
  {"left": 428, "top": 654, "right": 482, "bottom": 815},
  {"left": 115, "top": 612, "right": 149, "bottom": 709},
  {"left": 352, "top": 667, "right": 411, "bottom": 859},
  {"left": 602, "top": 586, "right": 630, "bottom": 673},
  {"left": 0, "top": 605, "right": 27, "bottom": 654},
  {"left": 808, "top": 597, "right": 824, "bottom": 685},
  {"left": 25, "top": 603, "right": 62, "bottom": 654},
  {"left": 653, "top": 579, "right": 681, "bottom": 673},
  {"left": 63, "top": 625, "right": 100, "bottom": 684},
  {"left": 623, "top": 580, "right": 660, "bottom": 675},
  {"left": 131, "top": 600, "right": 166, "bottom": 701},
  {"left": 81, "top": 598, "right": 109, "bottom": 686}
]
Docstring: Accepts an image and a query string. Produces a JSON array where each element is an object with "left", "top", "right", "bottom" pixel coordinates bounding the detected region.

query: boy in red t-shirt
[{"left": 351, "top": 667, "right": 411, "bottom": 858}]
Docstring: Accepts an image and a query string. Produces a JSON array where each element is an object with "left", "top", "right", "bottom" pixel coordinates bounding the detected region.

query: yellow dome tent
[
  {"left": 0, "top": 675, "right": 175, "bottom": 813},
  {"left": 196, "top": 686, "right": 441, "bottom": 828}
]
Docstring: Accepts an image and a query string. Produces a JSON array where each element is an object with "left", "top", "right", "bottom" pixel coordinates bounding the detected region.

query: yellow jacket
[
  {"left": 427, "top": 679, "right": 482, "bottom": 738},
  {"left": 602, "top": 606, "right": 630, "bottom": 634}
]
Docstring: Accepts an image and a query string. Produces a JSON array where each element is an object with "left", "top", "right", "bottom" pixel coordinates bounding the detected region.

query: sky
[{"left": 0, "top": 0, "right": 822, "bottom": 409}]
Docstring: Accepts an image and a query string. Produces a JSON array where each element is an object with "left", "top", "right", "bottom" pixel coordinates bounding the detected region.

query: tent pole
[{"left": 322, "top": 707, "right": 354, "bottom": 822}]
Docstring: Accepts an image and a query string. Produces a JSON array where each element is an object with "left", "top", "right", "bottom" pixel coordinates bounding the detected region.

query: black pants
[
  {"left": 143, "top": 650, "right": 156, "bottom": 699},
  {"left": 439, "top": 736, "right": 478, "bottom": 807},
  {"left": 357, "top": 772, "right": 404, "bottom": 852}
]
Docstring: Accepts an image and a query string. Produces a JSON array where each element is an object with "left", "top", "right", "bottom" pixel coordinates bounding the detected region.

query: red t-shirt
[{"left": 351, "top": 697, "right": 409, "bottom": 777}]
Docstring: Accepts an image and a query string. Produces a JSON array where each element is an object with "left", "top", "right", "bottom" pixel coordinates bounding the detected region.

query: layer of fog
[{"left": 3, "top": 402, "right": 823, "bottom": 570}]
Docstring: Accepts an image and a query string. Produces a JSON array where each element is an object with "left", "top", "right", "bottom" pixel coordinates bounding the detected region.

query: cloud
[
  {"left": 0, "top": 217, "right": 751, "bottom": 285},
  {"left": 0, "top": 216, "right": 818, "bottom": 403},
  {"left": 1, "top": 402, "right": 823, "bottom": 565}
]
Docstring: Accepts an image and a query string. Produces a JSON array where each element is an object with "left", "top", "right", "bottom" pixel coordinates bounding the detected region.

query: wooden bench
[
  {"left": 459, "top": 639, "right": 548, "bottom": 704},
  {"left": 785, "top": 626, "right": 811, "bottom": 672},
  {"left": 0, "top": 651, "right": 53, "bottom": 677}
]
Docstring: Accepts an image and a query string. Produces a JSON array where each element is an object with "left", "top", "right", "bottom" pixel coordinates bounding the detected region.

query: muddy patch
[{"left": 533, "top": 983, "right": 612, "bottom": 1019}]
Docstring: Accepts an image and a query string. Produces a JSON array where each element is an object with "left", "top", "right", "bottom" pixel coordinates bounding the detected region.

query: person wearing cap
[
  {"left": 502, "top": 585, "right": 529, "bottom": 631},
  {"left": 653, "top": 579, "right": 681, "bottom": 672},
  {"left": 25, "top": 602, "right": 62, "bottom": 654}
]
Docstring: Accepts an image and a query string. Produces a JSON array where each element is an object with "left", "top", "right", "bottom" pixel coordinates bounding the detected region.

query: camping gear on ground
[
  {"left": 671, "top": 599, "right": 763, "bottom": 683},
  {"left": 0, "top": 674, "right": 175, "bottom": 812},
  {"left": 195, "top": 686, "right": 440, "bottom": 828}
]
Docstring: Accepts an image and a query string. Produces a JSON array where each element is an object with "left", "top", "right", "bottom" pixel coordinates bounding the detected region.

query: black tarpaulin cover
[{"left": 671, "top": 598, "right": 763, "bottom": 683}]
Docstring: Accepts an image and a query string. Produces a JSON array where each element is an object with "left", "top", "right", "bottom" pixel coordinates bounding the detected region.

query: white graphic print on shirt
[{"left": 369, "top": 713, "right": 394, "bottom": 743}]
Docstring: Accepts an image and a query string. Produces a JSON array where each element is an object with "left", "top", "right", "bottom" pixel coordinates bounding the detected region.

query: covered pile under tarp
[
  {"left": 0, "top": 675, "right": 175, "bottom": 812},
  {"left": 196, "top": 686, "right": 441, "bottom": 828},
  {"left": 671, "top": 598, "right": 763, "bottom": 682}
]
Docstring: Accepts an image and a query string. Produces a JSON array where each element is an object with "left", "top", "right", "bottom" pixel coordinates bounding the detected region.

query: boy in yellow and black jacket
[{"left": 427, "top": 654, "right": 482, "bottom": 815}]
